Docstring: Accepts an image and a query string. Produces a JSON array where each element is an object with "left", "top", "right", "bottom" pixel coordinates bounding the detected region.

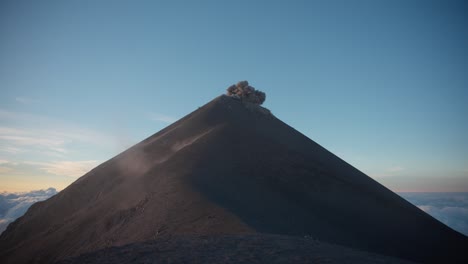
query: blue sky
[{"left": 0, "top": 0, "right": 467, "bottom": 192}]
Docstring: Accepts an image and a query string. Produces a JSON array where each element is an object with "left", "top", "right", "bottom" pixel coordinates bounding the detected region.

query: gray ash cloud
[{"left": 226, "top": 81, "right": 266, "bottom": 105}]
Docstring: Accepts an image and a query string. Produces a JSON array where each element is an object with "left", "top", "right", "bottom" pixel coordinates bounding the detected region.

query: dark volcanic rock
[
  {"left": 1, "top": 95, "right": 467, "bottom": 264},
  {"left": 58, "top": 234, "right": 417, "bottom": 264}
]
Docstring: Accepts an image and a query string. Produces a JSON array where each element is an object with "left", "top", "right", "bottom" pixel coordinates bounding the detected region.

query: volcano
[{"left": 1, "top": 94, "right": 467, "bottom": 263}]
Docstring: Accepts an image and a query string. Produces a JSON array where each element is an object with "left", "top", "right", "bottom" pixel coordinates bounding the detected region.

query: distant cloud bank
[
  {"left": 0, "top": 188, "right": 57, "bottom": 234},
  {"left": 399, "top": 192, "right": 468, "bottom": 236}
]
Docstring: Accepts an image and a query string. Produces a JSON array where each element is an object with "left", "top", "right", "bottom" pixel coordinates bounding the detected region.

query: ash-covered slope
[
  {"left": 0, "top": 95, "right": 466, "bottom": 264},
  {"left": 58, "top": 234, "right": 418, "bottom": 264}
]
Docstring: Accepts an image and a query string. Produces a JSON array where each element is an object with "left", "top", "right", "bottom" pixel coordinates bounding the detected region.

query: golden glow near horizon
[{"left": 0, "top": 174, "right": 71, "bottom": 193}]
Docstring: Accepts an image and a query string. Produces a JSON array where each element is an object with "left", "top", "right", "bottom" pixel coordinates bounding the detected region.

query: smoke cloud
[
  {"left": 226, "top": 81, "right": 266, "bottom": 105},
  {"left": 0, "top": 188, "right": 57, "bottom": 234}
]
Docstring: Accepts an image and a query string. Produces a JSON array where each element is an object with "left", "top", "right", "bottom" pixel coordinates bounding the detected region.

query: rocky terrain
[{"left": 58, "top": 234, "right": 417, "bottom": 264}]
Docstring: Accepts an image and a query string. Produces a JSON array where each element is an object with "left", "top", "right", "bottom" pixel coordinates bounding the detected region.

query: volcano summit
[{"left": 0, "top": 82, "right": 467, "bottom": 263}]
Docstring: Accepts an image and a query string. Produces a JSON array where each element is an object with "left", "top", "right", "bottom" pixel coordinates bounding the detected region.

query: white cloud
[
  {"left": 0, "top": 134, "right": 67, "bottom": 154},
  {"left": 0, "top": 110, "right": 116, "bottom": 189},
  {"left": 370, "top": 165, "right": 406, "bottom": 178},
  {"left": 0, "top": 125, "right": 106, "bottom": 152},
  {"left": 0, "top": 160, "right": 15, "bottom": 173},
  {"left": 399, "top": 192, "right": 468, "bottom": 236},
  {"left": 25, "top": 160, "right": 99, "bottom": 178},
  {"left": 0, "top": 109, "right": 114, "bottom": 159},
  {"left": 388, "top": 166, "right": 405, "bottom": 172},
  {"left": 418, "top": 205, "right": 468, "bottom": 236},
  {"left": 0, "top": 109, "right": 41, "bottom": 121},
  {"left": 0, "top": 188, "right": 57, "bottom": 234},
  {"left": 15, "top": 97, "right": 37, "bottom": 104},
  {"left": 0, "top": 219, "right": 9, "bottom": 235},
  {"left": 1, "top": 146, "right": 24, "bottom": 154},
  {"left": 0, "top": 166, "right": 13, "bottom": 173},
  {"left": 0, "top": 110, "right": 110, "bottom": 146},
  {"left": 148, "top": 113, "right": 177, "bottom": 123}
]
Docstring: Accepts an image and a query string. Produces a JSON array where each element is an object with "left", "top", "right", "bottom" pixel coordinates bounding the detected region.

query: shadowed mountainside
[
  {"left": 58, "top": 234, "right": 418, "bottom": 264},
  {"left": 0, "top": 95, "right": 467, "bottom": 263}
]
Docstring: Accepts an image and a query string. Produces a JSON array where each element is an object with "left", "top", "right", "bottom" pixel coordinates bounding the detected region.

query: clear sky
[{"left": 1, "top": 0, "right": 467, "bottom": 192}]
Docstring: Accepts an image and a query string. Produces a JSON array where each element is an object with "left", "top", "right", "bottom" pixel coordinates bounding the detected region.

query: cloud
[
  {"left": 388, "top": 166, "right": 405, "bottom": 172},
  {"left": 0, "top": 160, "right": 18, "bottom": 173},
  {"left": 148, "top": 113, "right": 177, "bottom": 123},
  {"left": 0, "top": 125, "right": 106, "bottom": 156},
  {"left": 0, "top": 166, "right": 13, "bottom": 173},
  {"left": 371, "top": 165, "right": 406, "bottom": 178},
  {"left": 0, "top": 109, "right": 42, "bottom": 121},
  {"left": 399, "top": 192, "right": 468, "bottom": 236},
  {"left": 0, "top": 109, "right": 113, "bottom": 159},
  {"left": 0, "top": 110, "right": 110, "bottom": 146},
  {"left": 0, "top": 188, "right": 57, "bottom": 234},
  {"left": 15, "top": 97, "right": 37, "bottom": 104},
  {"left": 25, "top": 160, "right": 99, "bottom": 178},
  {"left": 0, "top": 134, "right": 67, "bottom": 154},
  {"left": 1, "top": 146, "right": 23, "bottom": 154}
]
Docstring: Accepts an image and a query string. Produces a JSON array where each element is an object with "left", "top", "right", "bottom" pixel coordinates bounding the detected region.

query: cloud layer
[
  {"left": 399, "top": 192, "right": 468, "bottom": 236},
  {"left": 0, "top": 109, "right": 112, "bottom": 191},
  {"left": 25, "top": 160, "right": 99, "bottom": 178},
  {"left": 0, "top": 188, "right": 57, "bottom": 234}
]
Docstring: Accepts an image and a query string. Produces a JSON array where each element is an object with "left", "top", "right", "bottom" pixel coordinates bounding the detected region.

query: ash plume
[{"left": 226, "top": 81, "right": 266, "bottom": 105}]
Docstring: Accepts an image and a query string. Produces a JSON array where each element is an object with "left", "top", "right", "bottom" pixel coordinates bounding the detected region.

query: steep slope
[{"left": 0, "top": 95, "right": 466, "bottom": 263}]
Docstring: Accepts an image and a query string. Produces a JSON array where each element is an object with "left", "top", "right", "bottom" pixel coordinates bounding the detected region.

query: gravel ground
[{"left": 58, "top": 234, "right": 418, "bottom": 264}]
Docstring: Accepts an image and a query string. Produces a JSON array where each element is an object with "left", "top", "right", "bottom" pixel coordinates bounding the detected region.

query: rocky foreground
[{"left": 58, "top": 234, "right": 417, "bottom": 264}]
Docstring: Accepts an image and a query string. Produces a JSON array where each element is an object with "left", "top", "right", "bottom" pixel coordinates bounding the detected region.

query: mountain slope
[
  {"left": 0, "top": 95, "right": 466, "bottom": 263},
  {"left": 58, "top": 234, "right": 418, "bottom": 264}
]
